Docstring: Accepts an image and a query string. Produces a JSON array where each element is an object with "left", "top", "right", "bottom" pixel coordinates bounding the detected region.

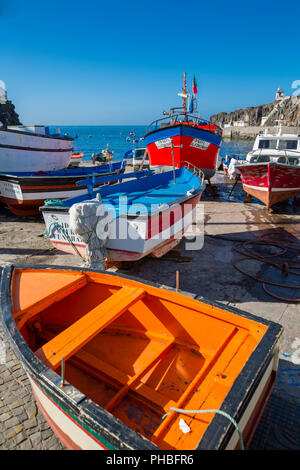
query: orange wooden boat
[
  {"left": 1, "top": 265, "right": 282, "bottom": 450},
  {"left": 69, "top": 152, "right": 84, "bottom": 167}
]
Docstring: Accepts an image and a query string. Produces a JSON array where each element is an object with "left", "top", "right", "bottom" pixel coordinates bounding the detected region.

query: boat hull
[
  {"left": 0, "top": 164, "right": 125, "bottom": 216},
  {"left": 29, "top": 376, "right": 107, "bottom": 450},
  {"left": 68, "top": 153, "right": 84, "bottom": 168},
  {"left": 144, "top": 124, "right": 222, "bottom": 180},
  {"left": 41, "top": 192, "right": 202, "bottom": 264},
  {"left": 28, "top": 350, "right": 278, "bottom": 450},
  {"left": 237, "top": 162, "right": 300, "bottom": 208},
  {"left": 0, "top": 265, "right": 283, "bottom": 450},
  {"left": 0, "top": 128, "right": 73, "bottom": 172}
]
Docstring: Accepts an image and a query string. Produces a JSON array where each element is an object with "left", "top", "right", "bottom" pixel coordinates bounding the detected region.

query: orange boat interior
[{"left": 11, "top": 268, "right": 268, "bottom": 450}]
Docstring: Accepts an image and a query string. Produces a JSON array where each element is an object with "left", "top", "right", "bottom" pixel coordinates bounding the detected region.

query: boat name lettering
[
  {"left": 0, "top": 181, "right": 22, "bottom": 199},
  {"left": 49, "top": 220, "right": 82, "bottom": 243},
  {"left": 155, "top": 138, "right": 172, "bottom": 149},
  {"left": 190, "top": 139, "right": 210, "bottom": 150}
]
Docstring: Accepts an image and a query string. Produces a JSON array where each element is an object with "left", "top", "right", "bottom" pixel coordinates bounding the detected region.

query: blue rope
[{"left": 44, "top": 199, "right": 66, "bottom": 206}]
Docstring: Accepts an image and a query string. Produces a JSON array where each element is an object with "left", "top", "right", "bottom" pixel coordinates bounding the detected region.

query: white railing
[{"left": 181, "top": 161, "right": 205, "bottom": 185}]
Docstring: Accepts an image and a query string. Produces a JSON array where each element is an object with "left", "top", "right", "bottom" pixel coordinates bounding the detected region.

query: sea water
[{"left": 49, "top": 125, "right": 254, "bottom": 162}]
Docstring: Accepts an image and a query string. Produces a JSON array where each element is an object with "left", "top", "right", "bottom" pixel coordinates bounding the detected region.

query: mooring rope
[
  {"left": 232, "top": 237, "right": 300, "bottom": 302},
  {"left": 161, "top": 407, "right": 244, "bottom": 450}
]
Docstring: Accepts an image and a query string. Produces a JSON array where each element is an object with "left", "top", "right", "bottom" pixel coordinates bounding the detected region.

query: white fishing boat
[
  {"left": 0, "top": 125, "right": 73, "bottom": 172},
  {"left": 246, "top": 125, "right": 300, "bottom": 163}
]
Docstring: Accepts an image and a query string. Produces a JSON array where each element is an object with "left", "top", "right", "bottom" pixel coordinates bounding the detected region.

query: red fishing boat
[
  {"left": 144, "top": 73, "right": 222, "bottom": 180},
  {"left": 236, "top": 128, "right": 300, "bottom": 208},
  {"left": 236, "top": 159, "right": 300, "bottom": 208}
]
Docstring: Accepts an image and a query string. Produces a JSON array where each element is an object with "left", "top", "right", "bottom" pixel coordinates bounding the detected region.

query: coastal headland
[{"left": 210, "top": 92, "right": 300, "bottom": 140}]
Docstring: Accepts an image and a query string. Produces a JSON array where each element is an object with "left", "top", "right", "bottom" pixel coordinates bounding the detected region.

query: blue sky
[{"left": 1, "top": 0, "right": 300, "bottom": 125}]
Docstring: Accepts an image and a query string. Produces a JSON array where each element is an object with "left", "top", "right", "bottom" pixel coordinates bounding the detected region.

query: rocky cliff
[
  {"left": 210, "top": 96, "right": 300, "bottom": 128},
  {"left": 0, "top": 100, "right": 22, "bottom": 127}
]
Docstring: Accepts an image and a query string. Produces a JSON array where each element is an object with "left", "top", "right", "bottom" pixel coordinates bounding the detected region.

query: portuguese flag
[{"left": 192, "top": 75, "right": 197, "bottom": 95}]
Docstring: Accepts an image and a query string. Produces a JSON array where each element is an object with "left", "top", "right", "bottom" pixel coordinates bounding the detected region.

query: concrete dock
[{"left": 0, "top": 170, "right": 299, "bottom": 450}]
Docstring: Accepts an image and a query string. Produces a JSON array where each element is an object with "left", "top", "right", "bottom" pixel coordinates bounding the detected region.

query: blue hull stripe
[{"left": 144, "top": 125, "right": 222, "bottom": 147}]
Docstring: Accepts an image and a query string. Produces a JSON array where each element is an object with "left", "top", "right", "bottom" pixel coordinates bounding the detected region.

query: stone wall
[{"left": 222, "top": 125, "right": 300, "bottom": 139}]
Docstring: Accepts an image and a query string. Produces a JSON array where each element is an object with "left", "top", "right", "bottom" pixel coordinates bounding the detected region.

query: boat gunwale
[
  {"left": 0, "top": 170, "right": 124, "bottom": 186},
  {"left": 236, "top": 161, "right": 300, "bottom": 170},
  {"left": 0, "top": 127, "right": 74, "bottom": 141},
  {"left": 0, "top": 264, "right": 283, "bottom": 450},
  {"left": 203, "top": 345, "right": 278, "bottom": 450},
  {"left": 39, "top": 190, "right": 203, "bottom": 220},
  {"left": 39, "top": 170, "right": 205, "bottom": 218},
  {"left": 144, "top": 122, "right": 223, "bottom": 144},
  {"left": 0, "top": 163, "right": 124, "bottom": 183}
]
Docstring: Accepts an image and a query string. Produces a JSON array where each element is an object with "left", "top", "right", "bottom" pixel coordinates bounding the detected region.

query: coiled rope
[{"left": 232, "top": 236, "right": 300, "bottom": 302}]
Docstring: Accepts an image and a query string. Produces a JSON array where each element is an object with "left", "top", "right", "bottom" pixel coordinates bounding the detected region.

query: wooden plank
[
  {"left": 103, "top": 325, "right": 212, "bottom": 358},
  {"left": 105, "top": 340, "right": 174, "bottom": 412},
  {"left": 130, "top": 382, "right": 176, "bottom": 413},
  {"left": 73, "top": 349, "right": 130, "bottom": 385},
  {"left": 70, "top": 349, "right": 177, "bottom": 413},
  {"left": 152, "top": 325, "right": 238, "bottom": 443},
  {"left": 86, "top": 272, "right": 266, "bottom": 333},
  {"left": 15, "top": 275, "right": 88, "bottom": 331},
  {"left": 35, "top": 286, "right": 145, "bottom": 369}
]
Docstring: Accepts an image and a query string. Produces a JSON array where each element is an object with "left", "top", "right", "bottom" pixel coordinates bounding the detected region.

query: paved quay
[{"left": 0, "top": 170, "right": 299, "bottom": 450}]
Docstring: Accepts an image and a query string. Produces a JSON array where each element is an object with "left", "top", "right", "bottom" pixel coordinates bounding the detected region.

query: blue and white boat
[{"left": 41, "top": 167, "right": 205, "bottom": 268}]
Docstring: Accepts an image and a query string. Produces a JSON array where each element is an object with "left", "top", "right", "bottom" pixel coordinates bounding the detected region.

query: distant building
[
  {"left": 232, "top": 120, "right": 247, "bottom": 127},
  {"left": 223, "top": 120, "right": 247, "bottom": 128}
]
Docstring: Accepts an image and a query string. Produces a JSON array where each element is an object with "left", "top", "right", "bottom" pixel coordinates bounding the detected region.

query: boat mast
[
  {"left": 177, "top": 72, "right": 188, "bottom": 116},
  {"left": 183, "top": 72, "right": 187, "bottom": 115}
]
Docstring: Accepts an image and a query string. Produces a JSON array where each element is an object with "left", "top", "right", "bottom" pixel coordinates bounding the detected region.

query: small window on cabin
[
  {"left": 278, "top": 140, "right": 298, "bottom": 150},
  {"left": 134, "top": 149, "right": 145, "bottom": 160},
  {"left": 258, "top": 139, "right": 277, "bottom": 149}
]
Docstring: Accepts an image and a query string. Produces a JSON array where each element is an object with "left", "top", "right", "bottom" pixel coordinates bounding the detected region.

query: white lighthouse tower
[
  {"left": 275, "top": 87, "right": 284, "bottom": 101},
  {"left": 0, "top": 80, "right": 7, "bottom": 104}
]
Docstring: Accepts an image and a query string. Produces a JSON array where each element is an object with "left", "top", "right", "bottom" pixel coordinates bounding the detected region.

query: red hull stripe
[
  {"left": 146, "top": 194, "right": 199, "bottom": 239},
  {"left": 51, "top": 227, "right": 186, "bottom": 261}
]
